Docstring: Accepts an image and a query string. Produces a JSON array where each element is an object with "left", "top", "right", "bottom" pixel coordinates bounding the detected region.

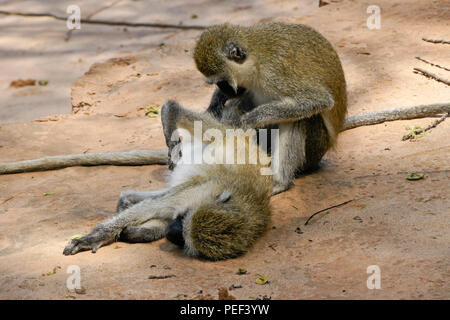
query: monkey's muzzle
[{"left": 216, "top": 80, "right": 246, "bottom": 98}]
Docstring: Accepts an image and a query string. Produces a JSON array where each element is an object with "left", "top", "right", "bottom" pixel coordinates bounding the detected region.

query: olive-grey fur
[{"left": 191, "top": 22, "right": 347, "bottom": 194}]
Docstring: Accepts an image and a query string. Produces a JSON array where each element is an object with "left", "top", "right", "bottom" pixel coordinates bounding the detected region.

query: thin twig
[
  {"left": 422, "top": 37, "right": 450, "bottom": 44},
  {"left": 148, "top": 275, "right": 176, "bottom": 279},
  {"left": 0, "top": 192, "right": 23, "bottom": 206},
  {"left": 415, "top": 57, "right": 450, "bottom": 72},
  {"left": 0, "top": 10, "right": 208, "bottom": 30},
  {"left": 413, "top": 67, "right": 450, "bottom": 86},
  {"left": 402, "top": 112, "right": 448, "bottom": 141},
  {"left": 0, "top": 195, "right": 15, "bottom": 206},
  {"left": 304, "top": 200, "right": 353, "bottom": 226}
]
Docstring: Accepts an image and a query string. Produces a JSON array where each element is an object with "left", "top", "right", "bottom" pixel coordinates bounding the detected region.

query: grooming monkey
[
  {"left": 63, "top": 100, "right": 272, "bottom": 260},
  {"left": 180, "top": 22, "right": 348, "bottom": 195}
]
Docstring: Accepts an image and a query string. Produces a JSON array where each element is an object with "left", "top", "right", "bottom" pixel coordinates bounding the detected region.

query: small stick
[
  {"left": 0, "top": 10, "right": 208, "bottom": 30},
  {"left": 0, "top": 195, "right": 15, "bottom": 206},
  {"left": 148, "top": 275, "right": 176, "bottom": 279},
  {"left": 413, "top": 68, "right": 450, "bottom": 86},
  {"left": 422, "top": 38, "right": 450, "bottom": 44},
  {"left": 0, "top": 192, "right": 23, "bottom": 206},
  {"left": 304, "top": 199, "right": 353, "bottom": 226},
  {"left": 402, "top": 112, "right": 448, "bottom": 141},
  {"left": 415, "top": 57, "right": 450, "bottom": 72}
]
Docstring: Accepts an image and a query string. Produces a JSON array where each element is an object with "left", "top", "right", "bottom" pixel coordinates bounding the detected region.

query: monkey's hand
[
  {"left": 63, "top": 225, "right": 118, "bottom": 255},
  {"left": 240, "top": 111, "right": 259, "bottom": 128},
  {"left": 161, "top": 100, "right": 183, "bottom": 170},
  {"left": 168, "top": 141, "right": 182, "bottom": 170}
]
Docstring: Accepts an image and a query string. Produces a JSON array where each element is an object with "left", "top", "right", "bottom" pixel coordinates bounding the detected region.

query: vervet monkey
[
  {"left": 63, "top": 100, "right": 272, "bottom": 260},
  {"left": 181, "top": 22, "right": 348, "bottom": 194}
]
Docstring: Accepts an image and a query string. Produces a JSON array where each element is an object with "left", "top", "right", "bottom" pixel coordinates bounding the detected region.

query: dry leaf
[
  {"left": 10, "top": 79, "right": 36, "bottom": 88},
  {"left": 256, "top": 273, "right": 269, "bottom": 285},
  {"left": 406, "top": 173, "right": 424, "bottom": 181},
  {"left": 237, "top": 268, "right": 247, "bottom": 275}
]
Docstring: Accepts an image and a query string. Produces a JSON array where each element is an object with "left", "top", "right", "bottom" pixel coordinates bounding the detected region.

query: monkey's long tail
[
  {"left": 342, "top": 103, "right": 449, "bottom": 130},
  {"left": 0, "top": 103, "right": 448, "bottom": 175},
  {"left": 0, "top": 149, "right": 168, "bottom": 174}
]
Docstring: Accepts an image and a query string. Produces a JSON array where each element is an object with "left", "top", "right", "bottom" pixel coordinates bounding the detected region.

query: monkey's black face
[
  {"left": 165, "top": 213, "right": 186, "bottom": 248},
  {"left": 216, "top": 80, "right": 246, "bottom": 98}
]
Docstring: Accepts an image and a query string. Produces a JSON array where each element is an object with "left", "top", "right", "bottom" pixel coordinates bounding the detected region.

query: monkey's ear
[
  {"left": 217, "top": 191, "right": 232, "bottom": 203},
  {"left": 224, "top": 42, "right": 247, "bottom": 63}
]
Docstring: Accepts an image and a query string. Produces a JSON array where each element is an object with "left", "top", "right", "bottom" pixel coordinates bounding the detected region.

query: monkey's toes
[
  {"left": 63, "top": 240, "right": 82, "bottom": 255},
  {"left": 63, "top": 237, "right": 97, "bottom": 255}
]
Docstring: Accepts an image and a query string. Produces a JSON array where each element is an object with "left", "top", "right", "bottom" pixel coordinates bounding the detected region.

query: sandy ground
[{"left": 0, "top": 0, "right": 449, "bottom": 299}]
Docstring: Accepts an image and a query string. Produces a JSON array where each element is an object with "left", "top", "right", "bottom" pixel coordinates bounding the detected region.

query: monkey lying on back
[{"left": 63, "top": 100, "right": 272, "bottom": 260}]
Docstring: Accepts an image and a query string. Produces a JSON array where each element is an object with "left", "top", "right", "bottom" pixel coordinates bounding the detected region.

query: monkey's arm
[
  {"left": 241, "top": 90, "right": 334, "bottom": 127},
  {"left": 161, "top": 100, "right": 230, "bottom": 169},
  {"left": 161, "top": 100, "right": 227, "bottom": 144},
  {"left": 205, "top": 88, "right": 229, "bottom": 119},
  {"left": 161, "top": 91, "right": 250, "bottom": 150}
]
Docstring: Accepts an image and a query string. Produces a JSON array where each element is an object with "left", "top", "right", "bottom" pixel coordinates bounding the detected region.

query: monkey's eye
[{"left": 224, "top": 42, "right": 247, "bottom": 63}]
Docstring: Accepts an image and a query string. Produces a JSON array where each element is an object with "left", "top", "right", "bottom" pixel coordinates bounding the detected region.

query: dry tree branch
[
  {"left": 0, "top": 10, "right": 208, "bottom": 30},
  {"left": 413, "top": 68, "right": 450, "bottom": 86},
  {"left": 0, "top": 103, "right": 449, "bottom": 175},
  {"left": 341, "top": 103, "right": 450, "bottom": 130},
  {"left": 415, "top": 57, "right": 450, "bottom": 72},
  {"left": 402, "top": 112, "right": 448, "bottom": 141},
  {"left": 422, "top": 38, "right": 450, "bottom": 44}
]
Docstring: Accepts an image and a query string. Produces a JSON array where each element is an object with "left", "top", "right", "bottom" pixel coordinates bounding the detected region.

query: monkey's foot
[
  {"left": 63, "top": 228, "right": 116, "bottom": 255},
  {"left": 272, "top": 182, "right": 290, "bottom": 196}
]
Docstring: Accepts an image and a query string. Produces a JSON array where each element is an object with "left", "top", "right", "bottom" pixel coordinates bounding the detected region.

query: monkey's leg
[
  {"left": 63, "top": 199, "right": 178, "bottom": 255},
  {"left": 119, "top": 218, "right": 170, "bottom": 243},
  {"left": 271, "top": 122, "right": 307, "bottom": 195},
  {"left": 116, "top": 189, "right": 170, "bottom": 243},
  {"left": 116, "top": 189, "right": 169, "bottom": 212},
  {"left": 302, "top": 114, "right": 329, "bottom": 172},
  {"left": 205, "top": 88, "right": 228, "bottom": 119},
  {"left": 63, "top": 181, "right": 208, "bottom": 255}
]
